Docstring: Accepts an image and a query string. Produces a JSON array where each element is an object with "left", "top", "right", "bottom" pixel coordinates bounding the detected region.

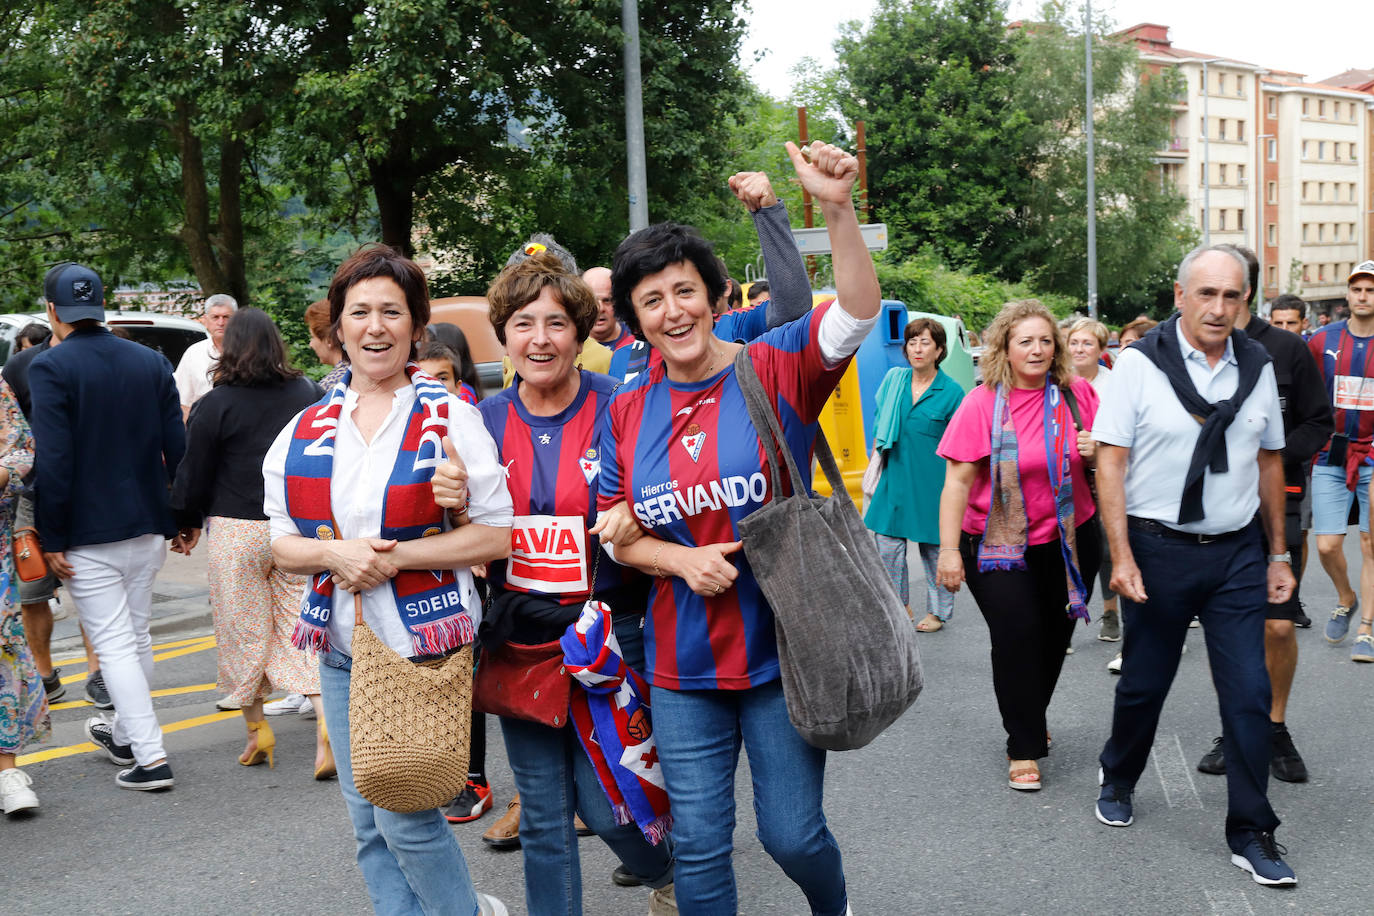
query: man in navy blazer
[{"left": 30, "top": 263, "right": 191, "bottom": 792}]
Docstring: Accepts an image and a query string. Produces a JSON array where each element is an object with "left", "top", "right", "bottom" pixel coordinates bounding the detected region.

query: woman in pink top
[{"left": 936, "top": 299, "right": 1100, "bottom": 793}]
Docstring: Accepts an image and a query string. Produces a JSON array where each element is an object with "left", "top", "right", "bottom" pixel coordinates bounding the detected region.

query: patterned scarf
[
  {"left": 978, "top": 381, "right": 1089, "bottom": 621},
  {"left": 561, "top": 601, "right": 672, "bottom": 845},
  {"left": 282, "top": 364, "right": 474, "bottom": 655}
]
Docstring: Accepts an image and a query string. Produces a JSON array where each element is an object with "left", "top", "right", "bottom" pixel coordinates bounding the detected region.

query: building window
[
  {"left": 1268, "top": 265, "right": 1277, "bottom": 286},
  {"left": 1219, "top": 163, "right": 1228, "bottom": 184},
  {"left": 1237, "top": 209, "right": 1245, "bottom": 231},
  {"left": 1201, "top": 163, "right": 1207, "bottom": 186},
  {"left": 1267, "top": 96, "right": 1277, "bottom": 117},
  {"left": 1268, "top": 223, "right": 1277, "bottom": 245},
  {"left": 1302, "top": 141, "right": 1310, "bottom": 159},
  {"left": 1219, "top": 210, "right": 1227, "bottom": 231},
  {"left": 1302, "top": 224, "right": 1309, "bottom": 242},
  {"left": 1267, "top": 180, "right": 1277, "bottom": 204},
  {"left": 1302, "top": 98, "right": 1309, "bottom": 116},
  {"left": 1218, "top": 119, "right": 1228, "bottom": 141},
  {"left": 1319, "top": 264, "right": 1326, "bottom": 282},
  {"left": 1236, "top": 120, "right": 1245, "bottom": 141},
  {"left": 1318, "top": 224, "right": 1325, "bottom": 242},
  {"left": 1318, "top": 99, "right": 1326, "bottom": 118},
  {"left": 1218, "top": 73, "right": 1226, "bottom": 95},
  {"left": 1302, "top": 181, "right": 1309, "bottom": 200},
  {"left": 1237, "top": 164, "right": 1246, "bottom": 185},
  {"left": 1319, "top": 141, "right": 1326, "bottom": 160},
  {"left": 1303, "top": 264, "right": 1311, "bottom": 281},
  {"left": 1267, "top": 138, "right": 1277, "bottom": 161}
]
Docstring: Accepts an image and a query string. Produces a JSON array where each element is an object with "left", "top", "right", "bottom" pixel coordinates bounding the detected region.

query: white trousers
[{"left": 66, "top": 534, "right": 168, "bottom": 766}]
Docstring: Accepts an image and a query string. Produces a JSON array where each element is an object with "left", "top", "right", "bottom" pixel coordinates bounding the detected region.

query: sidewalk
[{"left": 50, "top": 545, "right": 212, "bottom": 654}]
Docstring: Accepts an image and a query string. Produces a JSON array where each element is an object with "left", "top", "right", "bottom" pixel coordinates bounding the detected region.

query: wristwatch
[{"left": 1267, "top": 552, "right": 1292, "bottom": 564}]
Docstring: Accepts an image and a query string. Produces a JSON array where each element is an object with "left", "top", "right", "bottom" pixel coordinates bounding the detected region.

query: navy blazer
[{"left": 30, "top": 325, "right": 186, "bottom": 551}]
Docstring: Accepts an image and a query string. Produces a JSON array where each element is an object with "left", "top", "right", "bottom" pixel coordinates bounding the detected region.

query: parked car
[
  {"left": 428, "top": 296, "right": 504, "bottom": 398},
  {"left": 0, "top": 311, "right": 209, "bottom": 369}
]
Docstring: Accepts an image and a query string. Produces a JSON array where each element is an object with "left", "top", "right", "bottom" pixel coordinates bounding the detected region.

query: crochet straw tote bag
[{"left": 348, "top": 594, "right": 473, "bottom": 813}]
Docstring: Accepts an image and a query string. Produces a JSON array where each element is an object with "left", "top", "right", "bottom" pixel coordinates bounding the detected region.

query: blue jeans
[
  {"left": 651, "top": 680, "right": 847, "bottom": 916},
  {"left": 319, "top": 648, "right": 481, "bottom": 916},
  {"left": 1098, "top": 523, "right": 1279, "bottom": 844}
]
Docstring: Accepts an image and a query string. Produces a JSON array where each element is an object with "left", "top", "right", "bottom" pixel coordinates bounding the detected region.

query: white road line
[
  {"left": 1151, "top": 733, "right": 1203, "bottom": 809},
  {"left": 1203, "top": 886, "right": 1255, "bottom": 915}
]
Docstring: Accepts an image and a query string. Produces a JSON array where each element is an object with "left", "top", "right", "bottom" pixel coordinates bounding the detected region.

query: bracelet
[
  {"left": 939, "top": 547, "right": 960, "bottom": 553},
  {"left": 651, "top": 542, "right": 666, "bottom": 578}
]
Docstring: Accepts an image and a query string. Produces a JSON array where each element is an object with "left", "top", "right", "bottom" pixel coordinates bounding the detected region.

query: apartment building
[{"left": 1120, "top": 23, "right": 1374, "bottom": 308}]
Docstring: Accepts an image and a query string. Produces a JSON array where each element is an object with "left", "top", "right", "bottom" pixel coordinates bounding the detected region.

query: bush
[{"left": 875, "top": 249, "right": 1080, "bottom": 332}]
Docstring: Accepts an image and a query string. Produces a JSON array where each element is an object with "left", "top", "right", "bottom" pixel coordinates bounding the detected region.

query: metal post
[
  {"left": 856, "top": 120, "right": 869, "bottom": 224},
  {"left": 1203, "top": 59, "right": 1211, "bottom": 246},
  {"left": 1084, "top": 1, "right": 1098, "bottom": 319},
  {"left": 798, "top": 107, "right": 816, "bottom": 283},
  {"left": 622, "top": 0, "right": 648, "bottom": 231}
]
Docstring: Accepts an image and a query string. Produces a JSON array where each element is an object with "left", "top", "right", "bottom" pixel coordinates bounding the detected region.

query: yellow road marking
[
  {"left": 56, "top": 637, "right": 216, "bottom": 685},
  {"left": 16, "top": 710, "right": 241, "bottom": 767},
  {"left": 47, "top": 682, "right": 218, "bottom": 712}
]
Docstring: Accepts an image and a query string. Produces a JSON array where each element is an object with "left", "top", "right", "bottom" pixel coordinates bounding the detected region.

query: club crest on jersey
[
  {"left": 681, "top": 423, "right": 705, "bottom": 463},
  {"left": 538, "top": 432, "right": 553, "bottom": 445},
  {"left": 579, "top": 447, "right": 601, "bottom": 484}
]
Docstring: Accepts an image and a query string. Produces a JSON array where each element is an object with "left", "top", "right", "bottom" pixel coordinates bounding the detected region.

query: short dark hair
[
  {"left": 725, "top": 276, "right": 742, "bottom": 310},
  {"left": 213, "top": 308, "right": 303, "bottom": 387},
  {"left": 19, "top": 323, "right": 48, "bottom": 347},
  {"left": 610, "top": 222, "right": 727, "bottom": 337},
  {"left": 326, "top": 244, "right": 430, "bottom": 359},
  {"left": 903, "top": 318, "right": 948, "bottom": 367},
  {"left": 1270, "top": 294, "right": 1306, "bottom": 320},
  {"left": 426, "top": 323, "right": 480, "bottom": 396},
  {"left": 486, "top": 250, "right": 599, "bottom": 346},
  {"left": 416, "top": 340, "right": 461, "bottom": 381},
  {"left": 748, "top": 280, "right": 770, "bottom": 299}
]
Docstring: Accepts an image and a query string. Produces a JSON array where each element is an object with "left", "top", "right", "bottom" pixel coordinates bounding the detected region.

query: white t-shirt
[
  {"left": 173, "top": 338, "right": 219, "bottom": 408},
  {"left": 1093, "top": 323, "right": 1284, "bottom": 535},
  {"left": 263, "top": 385, "right": 513, "bottom": 657}
]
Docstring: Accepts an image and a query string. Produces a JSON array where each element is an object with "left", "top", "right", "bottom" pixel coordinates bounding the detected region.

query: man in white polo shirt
[
  {"left": 1091, "top": 246, "right": 1297, "bottom": 887},
  {"left": 173, "top": 293, "right": 236, "bottom": 421}
]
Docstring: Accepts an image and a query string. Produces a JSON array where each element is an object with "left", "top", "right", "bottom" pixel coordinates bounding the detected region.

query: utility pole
[
  {"left": 1084, "top": 0, "right": 1098, "bottom": 319},
  {"left": 856, "top": 120, "right": 870, "bottom": 224},
  {"left": 623, "top": 0, "right": 648, "bottom": 231}
]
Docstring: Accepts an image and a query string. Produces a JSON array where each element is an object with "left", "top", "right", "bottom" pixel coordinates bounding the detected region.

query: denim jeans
[
  {"left": 319, "top": 647, "right": 481, "bottom": 916},
  {"left": 650, "top": 680, "right": 847, "bottom": 916}
]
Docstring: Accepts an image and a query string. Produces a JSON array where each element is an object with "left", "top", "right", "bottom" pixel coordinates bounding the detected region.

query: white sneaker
[
  {"left": 298, "top": 696, "right": 316, "bottom": 720},
  {"left": 263, "top": 694, "right": 306, "bottom": 716},
  {"left": 476, "top": 893, "right": 508, "bottom": 916},
  {"left": 1107, "top": 653, "right": 1123, "bottom": 674},
  {"left": 0, "top": 767, "right": 39, "bottom": 815}
]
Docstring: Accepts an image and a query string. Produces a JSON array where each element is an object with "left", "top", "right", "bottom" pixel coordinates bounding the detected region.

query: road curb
[{"left": 51, "top": 607, "right": 215, "bottom": 655}]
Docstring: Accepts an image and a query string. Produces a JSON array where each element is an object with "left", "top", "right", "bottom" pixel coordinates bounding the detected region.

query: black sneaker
[
  {"left": 1197, "top": 736, "right": 1226, "bottom": 775},
  {"left": 1293, "top": 603, "right": 1312, "bottom": 629},
  {"left": 84, "top": 671, "right": 114, "bottom": 710},
  {"left": 612, "top": 864, "right": 644, "bottom": 887},
  {"left": 85, "top": 716, "right": 134, "bottom": 765},
  {"left": 1269, "top": 722, "right": 1308, "bottom": 783},
  {"left": 41, "top": 668, "right": 66, "bottom": 702},
  {"left": 115, "top": 762, "right": 174, "bottom": 791}
]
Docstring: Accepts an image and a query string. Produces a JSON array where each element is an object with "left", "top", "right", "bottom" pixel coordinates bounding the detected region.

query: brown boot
[{"left": 482, "top": 793, "right": 521, "bottom": 849}]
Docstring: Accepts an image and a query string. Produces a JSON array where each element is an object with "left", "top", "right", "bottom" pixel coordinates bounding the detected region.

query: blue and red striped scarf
[
  {"left": 561, "top": 601, "right": 672, "bottom": 845},
  {"left": 283, "top": 364, "right": 474, "bottom": 655}
]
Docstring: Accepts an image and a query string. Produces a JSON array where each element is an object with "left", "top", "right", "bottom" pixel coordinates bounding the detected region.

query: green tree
[
  {"left": 835, "top": 0, "right": 1035, "bottom": 276},
  {"left": 1010, "top": 2, "right": 1191, "bottom": 321}
]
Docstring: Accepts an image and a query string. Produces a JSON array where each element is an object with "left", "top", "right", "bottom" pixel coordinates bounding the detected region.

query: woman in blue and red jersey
[
  {"left": 595, "top": 142, "right": 881, "bottom": 916},
  {"left": 464, "top": 251, "right": 676, "bottom": 915}
]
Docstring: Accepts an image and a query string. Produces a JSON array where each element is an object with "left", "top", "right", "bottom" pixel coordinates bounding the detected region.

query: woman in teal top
[{"left": 865, "top": 318, "right": 966, "bottom": 631}]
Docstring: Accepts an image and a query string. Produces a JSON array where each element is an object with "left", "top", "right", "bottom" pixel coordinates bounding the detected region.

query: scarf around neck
[
  {"left": 283, "top": 364, "right": 474, "bottom": 656},
  {"left": 1133, "top": 314, "right": 1271, "bottom": 524},
  {"left": 561, "top": 601, "right": 672, "bottom": 845},
  {"left": 978, "top": 380, "right": 1089, "bottom": 622}
]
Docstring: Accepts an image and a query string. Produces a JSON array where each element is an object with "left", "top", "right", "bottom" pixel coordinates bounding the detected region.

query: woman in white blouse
[{"left": 263, "top": 244, "right": 512, "bottom": 916}]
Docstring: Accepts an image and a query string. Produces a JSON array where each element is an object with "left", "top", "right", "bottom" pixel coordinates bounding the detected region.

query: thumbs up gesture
[{"left": 432, "top": 435, "right": 470, "bottom": 514}]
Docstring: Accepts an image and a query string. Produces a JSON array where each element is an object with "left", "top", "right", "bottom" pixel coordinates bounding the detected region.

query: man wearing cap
[
  {"left": 173, "top": 293, "right": 236, "bottom": 421},
  {"left": 1305, "top": 259, "right": 1374, "bottom": 661},
  {"left": 29, "top": 263, "right": 190, "bottom": 791},
  {"left": 1092, "top": 245, "right": 1297, "bottom": 886}
]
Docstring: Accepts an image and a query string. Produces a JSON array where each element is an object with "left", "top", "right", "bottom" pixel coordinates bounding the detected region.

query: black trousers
[{"left": 962, "top": 520, "right": 1101, "bottom": 760}]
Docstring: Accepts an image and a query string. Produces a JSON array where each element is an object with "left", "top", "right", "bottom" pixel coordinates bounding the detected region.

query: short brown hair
[
  {"left": 326, "top": 244, "right": 430, "bottom": 358},
  {"left": 486, "top": 250, "right": 599, "bottom": 346},
  {"left": 979, "top": 299, "right": 1073, "bottom": 390},
  {"left": 304, "top": 299, "right": 331, "bottom": 339},
  {"left": 903, "top": 318, "right": 947, "bottom": 367},
  {"left": 1119, "top": 316, "right": 1158, "bottom": 346}
]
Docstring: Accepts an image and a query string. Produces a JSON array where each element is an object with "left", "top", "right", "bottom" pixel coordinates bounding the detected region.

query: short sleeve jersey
[
  {"left": 938, "top": 377, "right": 1100, "bottom": 544},
  {"left": 479, "top": 371, "right": 639, "bottom": 604},
  {"left": 598, "top": 302, "right": 849, "bottom": 690},
  {"left": 1307, "top": 320, "right": 1374, "bottom": 450}
]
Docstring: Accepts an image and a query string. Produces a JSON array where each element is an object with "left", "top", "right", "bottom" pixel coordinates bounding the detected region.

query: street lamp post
[
  {"left": 622, "top": 0, "right": 649, "bottom": 232},
  {"left": 1085, "top": 0, "right": 1098, "bottom": 319}
]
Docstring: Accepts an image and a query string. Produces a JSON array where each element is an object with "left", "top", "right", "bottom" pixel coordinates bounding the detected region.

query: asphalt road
[{"left": 6, "top": 539, "right": 1372, "bottom": 915}]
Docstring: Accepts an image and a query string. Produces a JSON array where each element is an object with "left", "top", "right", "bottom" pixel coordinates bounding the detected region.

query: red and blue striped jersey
[
  {"left": 598, "top": 302, "right": 849, "bottom": 690},
  {"left": 480, "top": 371, "right": 642, "bottom": 606},
  {"left": 1308, "top": 321, "right": 1374, "bottom": 449}
]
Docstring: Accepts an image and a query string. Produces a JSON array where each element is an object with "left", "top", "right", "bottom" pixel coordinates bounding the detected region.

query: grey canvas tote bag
[{"left": 733, "top": 347, "right": 923, "bottom": 750}]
